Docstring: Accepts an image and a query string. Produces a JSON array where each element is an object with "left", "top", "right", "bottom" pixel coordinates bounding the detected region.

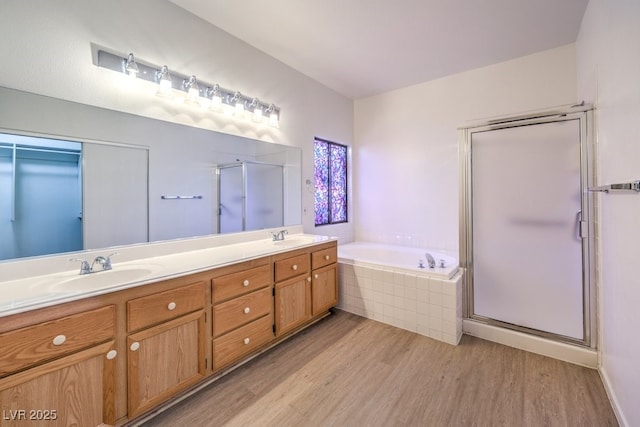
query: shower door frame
[
  {"left": 217, "top": 160, "right": 286, "bottom": 233},
  {"left": 459, "top": 105, "right": 596, "bottom": 347}
]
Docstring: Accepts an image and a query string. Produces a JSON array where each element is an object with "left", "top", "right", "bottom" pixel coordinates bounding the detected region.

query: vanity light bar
[{"left": 93, "top": 46, "right": 280, "bottom": 127}]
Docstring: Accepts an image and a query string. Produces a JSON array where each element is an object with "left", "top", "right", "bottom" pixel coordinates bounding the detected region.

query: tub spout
[{"left": 425, "top": 253, "right": 436, "bottom": 268}]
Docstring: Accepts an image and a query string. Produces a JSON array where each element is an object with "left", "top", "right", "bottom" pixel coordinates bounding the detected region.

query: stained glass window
[{"left": 314, "top": 138, "right": 348, "bottom": 226}]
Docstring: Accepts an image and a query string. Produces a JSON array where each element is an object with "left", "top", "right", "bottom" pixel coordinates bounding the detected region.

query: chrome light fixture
[
  {"left": 155, "top": 65, "right": 173, "bottom": 97},
  {"left": 94, "top": 46, "right": 281, "bottom": 127}
]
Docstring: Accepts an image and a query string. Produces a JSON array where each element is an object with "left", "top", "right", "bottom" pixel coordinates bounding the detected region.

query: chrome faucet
[
  {"left": 70, "top": 252, "right": 119, "bottom": 275},
  {"left": 70, "top": 258, "right": 92, "bottom": 275},
  {"left": 425, "top": 253, "right": 436, "bottom": 269},
  {"left": 272, "top": 229, "right": 288, "bottom": 241}
]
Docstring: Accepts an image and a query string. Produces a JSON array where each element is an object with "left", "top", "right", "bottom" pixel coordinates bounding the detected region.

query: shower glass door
[{"left": 467, "top": 116, "right": 590, "bottom": 342}]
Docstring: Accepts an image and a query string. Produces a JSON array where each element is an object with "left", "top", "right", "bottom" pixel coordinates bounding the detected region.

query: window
[{"left": 314, "top": 137, "right": 348, "bottom": 226}]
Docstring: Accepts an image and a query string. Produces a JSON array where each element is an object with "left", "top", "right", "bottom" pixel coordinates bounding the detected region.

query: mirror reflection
[
  {"left": 0, "top": 86, "right": 302, "bottom": 262},
  {"left": 1, "top": 134, "right": 83, "bottom": 260}
]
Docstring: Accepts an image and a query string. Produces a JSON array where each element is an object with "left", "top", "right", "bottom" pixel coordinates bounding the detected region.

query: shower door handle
[{"left": 575, "top": 210, "right": 586, "bottom": 240}]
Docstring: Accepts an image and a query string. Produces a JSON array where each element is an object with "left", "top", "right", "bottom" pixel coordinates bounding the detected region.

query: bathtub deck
[{"left": 143, "top": 310, "right": 618, "bottom": 426}]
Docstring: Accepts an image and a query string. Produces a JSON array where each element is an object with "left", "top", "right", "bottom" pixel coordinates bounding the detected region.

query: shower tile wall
[{"left": 337, "top": 263, "right": 463, "bottom": 345}]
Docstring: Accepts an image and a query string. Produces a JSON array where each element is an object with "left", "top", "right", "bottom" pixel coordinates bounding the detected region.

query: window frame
[{"left": 313, "top": 137, "right": 349, "bottom": 227}]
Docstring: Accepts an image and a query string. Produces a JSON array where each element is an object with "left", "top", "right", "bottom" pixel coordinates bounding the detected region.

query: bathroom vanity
[{"left": 0, "top": 234, "right": 338, "bottom": 426}]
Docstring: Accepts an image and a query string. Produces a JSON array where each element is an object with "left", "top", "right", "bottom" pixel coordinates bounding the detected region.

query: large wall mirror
[{"left": 0, "top": 86, "right": 301, "bottom": 262}]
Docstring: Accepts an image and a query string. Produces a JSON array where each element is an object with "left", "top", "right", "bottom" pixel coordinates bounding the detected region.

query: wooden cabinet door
[
  {"left": 0, "top": 341, "right": 116, "bottom": 427},
  {"left": 127, "top": 311, "right": 206, "bottom": 418},
  {"left": 312, "top": 264, "right": 338, "bottom": 316},
  {"left": 274, "top": 276, "right": 311, "bottom": 336}
]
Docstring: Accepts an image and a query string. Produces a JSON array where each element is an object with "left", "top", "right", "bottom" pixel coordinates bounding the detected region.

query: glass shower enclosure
[
  {"left": 459, "top": 106, "right": 595, "bottom": 346},
  {"left": 217, "top": 161, "right": 285, "bottom": 234}
]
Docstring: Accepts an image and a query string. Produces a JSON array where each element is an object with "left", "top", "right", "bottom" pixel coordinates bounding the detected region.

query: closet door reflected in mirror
[{"left": 0, "top": 134, "right": 82, "bottom": 260}]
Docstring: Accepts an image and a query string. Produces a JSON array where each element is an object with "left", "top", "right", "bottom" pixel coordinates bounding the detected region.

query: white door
[{"left": 471, "top": 119, "right": 585, "bottom": 340}]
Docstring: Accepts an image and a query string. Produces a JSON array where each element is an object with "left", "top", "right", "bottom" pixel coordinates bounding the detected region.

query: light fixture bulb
[
  {"left": 253, "top": 105, "right": 263, "bottom": 122},
  {"left": 211, "top": 93, "right": 222, "bottom": 109},
  {"left": 156, "top": 65, "right": 173, "bottom": 97},
  {"left": 123, "top": 53, "right": 139, "bottom": 78},
  {"left": 200, "top": 92, "right": 211, "bottom": 109},
  {"left": 266, "top": 104, "right": 280, "bottom": 127},
  {"left": 183, "top": 75, "right": 200, "bottom": 105},
  {"left": 230, "top": 92, "right": 244, "bottom": 116},
  {"left": 203, "top": 84, "right": 223, "bottom": 111}
]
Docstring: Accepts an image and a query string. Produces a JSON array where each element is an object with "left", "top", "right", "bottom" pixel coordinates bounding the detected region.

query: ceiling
[{"left": 168, "top": 0, "right": 589, "bottom": 99}]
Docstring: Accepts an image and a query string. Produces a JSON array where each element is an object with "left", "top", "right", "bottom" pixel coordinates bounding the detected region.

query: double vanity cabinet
[{"left": 0, "top": 239, "right": 338, "bottom": 426}]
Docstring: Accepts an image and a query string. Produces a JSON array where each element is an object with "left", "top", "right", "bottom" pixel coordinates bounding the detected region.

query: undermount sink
[{"left": 50, "top": 266, "right": 158, "bottom": 292}]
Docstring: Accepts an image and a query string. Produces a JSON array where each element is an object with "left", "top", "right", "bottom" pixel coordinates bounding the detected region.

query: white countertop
[{"left": 0, "top": 233, "right": 336, "bottom": 317}]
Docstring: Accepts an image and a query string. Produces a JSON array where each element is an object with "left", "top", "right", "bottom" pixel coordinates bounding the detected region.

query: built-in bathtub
[{"left": 337, "top": 242, "right": 463, "bottom": 345}]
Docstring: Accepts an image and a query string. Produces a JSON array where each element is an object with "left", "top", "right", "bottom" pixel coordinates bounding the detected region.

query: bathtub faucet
[{"left": 425, "top": 253, "right": 436, "bottom": 269}]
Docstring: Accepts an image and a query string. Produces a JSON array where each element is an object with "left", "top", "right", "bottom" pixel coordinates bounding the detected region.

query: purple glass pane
[
  {"left": 329, "top": 144, "right": 347, "bottom": 222},
  {"left": 314, "top": 140, "right": 329, "bottom": 225}
]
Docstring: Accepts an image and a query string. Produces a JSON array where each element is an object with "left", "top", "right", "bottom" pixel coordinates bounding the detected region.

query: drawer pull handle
[
  {"left": 130, "top": 342, "right": 140, "bottom": 351},
  {"left": 325, "top": 255, "right": 330, "bottom": 260},
  {"left": 106, "top": 350, "right": 118, "bottom": 360},
  {"left": 314, "top": 274, "right": 319, "bottom": 279},
  {"left": 292, "top": 264, "right": 298, "bottom": 271},
  {"left": 167, "top": 302, "right": 177, "bottom": 311},
  {"left": 243, "top": 307, "right": 251, "bottom": 314},
  {"left": 52, "top": 335, "right": 66, "bottom": 346},
  {"left": 243, "top": 279, "right": 250, "bottom": 287},
  {"left": 243, "top": 337, "right": 250, "bottom": 345}
]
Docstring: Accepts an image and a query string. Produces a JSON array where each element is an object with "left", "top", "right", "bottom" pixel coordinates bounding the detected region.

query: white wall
[
  {"left": 353, "top": 45, "right": 577, "bottom": 252},
  {"left": 0, "top": 0, "right": 353, "bottom": 241},
  {"left": 577, "top": 1, "right": 640, "bottom": 425}
]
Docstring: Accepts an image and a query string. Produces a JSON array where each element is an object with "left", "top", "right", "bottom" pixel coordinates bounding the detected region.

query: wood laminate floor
[{"left": 140, "top": 310, "right": 617, "bottom": 427}]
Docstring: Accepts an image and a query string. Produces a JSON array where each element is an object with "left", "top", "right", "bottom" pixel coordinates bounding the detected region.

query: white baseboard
[
  {"left": 598, "top": 365, "right": 628, "bottom": 427},
  {"left": 463, "top": 319, "right": 597, "bottom": 368}
]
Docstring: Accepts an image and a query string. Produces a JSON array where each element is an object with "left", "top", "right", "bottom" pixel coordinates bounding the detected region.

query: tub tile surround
[{"left": 338, "top": 263, "right": 463, "bottom": 345}]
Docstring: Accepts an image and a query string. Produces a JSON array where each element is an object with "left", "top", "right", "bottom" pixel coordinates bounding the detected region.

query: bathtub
[
  {"left": 337, "top": 242, "right": 463, "bottom": 345},
  {"left": 337, "top": 242, "right": 459, "bottom": 279}
]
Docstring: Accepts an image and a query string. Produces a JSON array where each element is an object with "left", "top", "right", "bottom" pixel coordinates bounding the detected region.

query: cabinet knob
[
  {"left": 243, "top": 338, "right": 250, "bottom": 345},
  {"left": 243, "top": 279, "right": 250, "bottom": 287},
  {"left": 52, "top": 335, "right": 66, "bottom": 346},
  {"left": 325, "top": 255, "right": 330, "bottom": 260},
  {"left": 106, "top": 350, "right": 118, "bottom": 360},
  {"left": 314, "top": 274, "right": 319, "bottom": 279},
  {"left": 243, "top": 307, "right": 251, "bottom": 314},
  {"left": 307, "top": 277, "right": 311, "bottom": 282},
  {"left": 167, "top": 302, "right": 177, "bottom": 311},
  {"left": 130, "top": 342, "right": 140, "bottom": 351},
  {"left": 292, "top": 264, "right": 298, "bottom": 271}
]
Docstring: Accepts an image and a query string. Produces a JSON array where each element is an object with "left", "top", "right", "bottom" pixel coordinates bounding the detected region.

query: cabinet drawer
[
  {"left": 274, "top": 253, "right": 310, "bottom": 282},
  {"left": 127, "top": 282, "right": 205, "bottom": 332},
  {"left": 312, "top": 246, "right": 337, "bottom": 269},
  {"left": 213, "top": 315, "right": 274, "bottom": 370},
  {"left": 213, "top": 264, "right": 272, "bottom": 303},
  {"left": 0, "top": 305, "right": 115, "bottom": 376},
  {"left": 213, "top": 287, "right": 273, "bottom": 337}
]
